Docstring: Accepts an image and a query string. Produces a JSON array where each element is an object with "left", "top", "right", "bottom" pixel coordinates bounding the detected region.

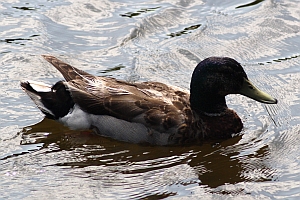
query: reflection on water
[
  {"left": 3, "top": 118, "right": 274, "bottom": 198},
  {"left": 1, "top": 0, "right": 300, "bottom": 198}
]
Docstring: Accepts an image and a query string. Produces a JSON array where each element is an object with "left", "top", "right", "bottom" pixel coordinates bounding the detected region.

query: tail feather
[{"left": 21, "top": 80, "right": 74, "bottom": 119}]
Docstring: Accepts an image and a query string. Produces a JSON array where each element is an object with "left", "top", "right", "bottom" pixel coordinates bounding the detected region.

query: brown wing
[
  {"left": 42, "top": 55, "right": 94, "bottom": 81},
  {"left": 42, "top": 55, "right": 190, "bottom": 132},
  {"left": 142, "top": 81, "right": 190, "bottom": 106},
  {"left": 65, "top": 78, "right": 188, "bottom": 132}
]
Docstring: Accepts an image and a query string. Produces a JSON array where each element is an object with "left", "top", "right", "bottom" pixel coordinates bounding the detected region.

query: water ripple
[{"left": 1, "top": 0, "right": 300, "bottom": 199}]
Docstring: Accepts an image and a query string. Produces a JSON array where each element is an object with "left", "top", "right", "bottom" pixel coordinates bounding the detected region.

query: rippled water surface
[{"left": 1, "top": 0, "right": 300, "bottom": 199}]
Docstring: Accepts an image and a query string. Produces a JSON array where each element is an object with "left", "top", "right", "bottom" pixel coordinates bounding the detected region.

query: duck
[{"left": 21, "top": 55, "right": 277, "bottom": 145}]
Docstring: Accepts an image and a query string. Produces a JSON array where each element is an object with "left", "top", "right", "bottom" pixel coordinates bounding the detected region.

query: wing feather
[
  {"left": 42, "top": 55, "right": 190, "bottom": 133},
  {"left": 65, "top": 79, "right": 187, "bottom": 132},
  {"left": 42, "top": 55, "right": 93, "bottom": 81}
]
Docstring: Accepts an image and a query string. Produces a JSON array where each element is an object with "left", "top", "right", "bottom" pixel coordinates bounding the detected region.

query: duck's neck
[{"left": 190, "top": 92, "right": 228, "bottom": 115}]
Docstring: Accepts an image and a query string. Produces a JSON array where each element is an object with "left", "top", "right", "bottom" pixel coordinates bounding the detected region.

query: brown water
[{"left": 1, "top": 0, "right": 300, "bottom": 199}]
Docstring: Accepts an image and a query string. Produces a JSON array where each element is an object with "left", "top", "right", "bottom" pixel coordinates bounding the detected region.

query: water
[{"left": 1, "top": 0, "right": 300, "bottom": 199}]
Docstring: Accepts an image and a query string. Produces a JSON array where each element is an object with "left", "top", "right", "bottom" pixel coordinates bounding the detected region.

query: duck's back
[{"left": 63, "top": 76, "right": 194, "bottom": 145}]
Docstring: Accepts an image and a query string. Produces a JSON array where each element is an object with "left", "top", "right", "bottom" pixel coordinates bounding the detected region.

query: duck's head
[{"left": 190, "top": 57, "right": 277, "bottom": 114}]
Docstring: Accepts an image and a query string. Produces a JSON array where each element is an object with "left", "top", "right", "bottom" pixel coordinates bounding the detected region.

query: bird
[{"left": 21, "top": 55, "right": 277, "bottom": 145}]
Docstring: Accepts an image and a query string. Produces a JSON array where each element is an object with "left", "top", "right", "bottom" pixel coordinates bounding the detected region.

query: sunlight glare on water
[{"left": 0, "top": 0, "right": 300, "bottom": 199}]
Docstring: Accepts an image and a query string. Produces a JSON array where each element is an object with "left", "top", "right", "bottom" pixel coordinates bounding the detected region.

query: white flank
[
  {"left": 59, "top": 104, "right": 171, "bottom": 145},
  {"left": 89, "top": 115, "right": 171, "bottom": 145},
  {"left": 59, "top": 104, "right": 92, "bottom": 130}
]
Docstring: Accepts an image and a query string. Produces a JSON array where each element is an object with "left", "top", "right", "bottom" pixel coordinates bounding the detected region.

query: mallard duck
[{"left": 21, "top": 55, "right": 277, "bottom": 145}]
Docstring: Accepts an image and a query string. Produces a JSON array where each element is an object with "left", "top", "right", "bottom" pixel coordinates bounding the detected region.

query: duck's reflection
[{"left": 20, "top": 118, "right": 274, "bottom": 191}]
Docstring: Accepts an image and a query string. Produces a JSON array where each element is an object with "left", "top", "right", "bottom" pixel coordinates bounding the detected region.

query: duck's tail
[{"left": 20, "top": 80, "right": 74, "bottom": 119}]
